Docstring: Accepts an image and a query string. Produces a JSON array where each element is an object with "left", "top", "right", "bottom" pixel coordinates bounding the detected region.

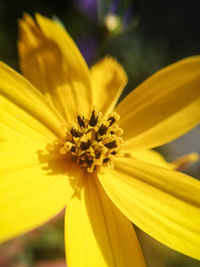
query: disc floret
[{"left": 60, "top": 109, "right": 124, "bottom": 173}]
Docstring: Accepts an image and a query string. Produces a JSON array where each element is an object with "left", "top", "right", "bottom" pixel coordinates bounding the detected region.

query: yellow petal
[
  {"left": 18, "top": 14, "right": 92, "bottom": 122},
  {"left": 0, "top": 61, "right": 65, "bottom": 142},
  {"left": 116, "top": 56, "right": 200, "bottom": 150},
  {"left": 91, "top": 57, "right": 127, "bottom": 115},
  {"left": 0, "top": 142, "right": 80, "bottom": 242},
  {"left": 98, "top": 157, "right": 200, "bottom": 260},
  {"left": 128, "top": 149, "right": 199, "bottom": 171},
  {"left": 65, "top": 173, "right": 146, "bottom": 267},
  {"left": 172, "top": 152, "right": 199, "bottom": 171},
  {"left": 125, "top": 149, "right": 172, "bottom": 169}
]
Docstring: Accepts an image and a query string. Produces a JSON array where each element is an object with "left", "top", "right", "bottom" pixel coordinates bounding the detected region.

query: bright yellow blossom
[{"left": 0, "top": 14, "right": 200, "bottom": 267}]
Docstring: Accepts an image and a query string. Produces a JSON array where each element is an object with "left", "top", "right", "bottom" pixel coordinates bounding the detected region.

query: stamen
[
  {"left": 80, "top": 140, "right": 91, "bottom": 150},
  {"left": 70, "top": 146, "right": 76, "bottom": 153},
  {"left": 98, "top": 124, "right": 108, "bottom": 135},
  {"left": 60, "top": 109, "right": 124, "bottom": 173},
  {"left": 77, "top": 115, "right": 85, "bottom": 128},
  {"left": 95, "top": 132, "right": 102, "bottom": 142},
  {"left": 108, "top": 116, "right": 116, "bottom": 126},
  {"left": 95, "top": 150, "right": 101, "bottom": 159},
  {"left": 70, "top": 128, "right": 83, "bottom": 137},
  {"left": 104, "top": 140, "right": 117, "bottom": 149},
  {"left": 89, "top": 110, "right": 98, "bottom": 126}
]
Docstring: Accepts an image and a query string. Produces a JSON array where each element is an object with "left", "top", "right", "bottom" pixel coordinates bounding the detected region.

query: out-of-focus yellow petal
[
  {"left": 125, "top": 149, "right": 172, "bottom": 169},
  {"left": 127, "top": 149, "right": 199, "bottom": 171},
  {"left": 65, "top": 174, "right": 146, "bottom": 267},
  {"left": 0, "top": 142, "right": 80, "bottom": 242},
  {"left": 91, "top": 57, "right": 127, "bottom": 116},
  {"left": 172, "top": 152, "right": 199, "bottom": 171},
  {"left": 0, "top": 62, "right": 65, "bottom": 142},
  {"left": 116, "top": 56, "right": 200, "bottom": 150},
  {"left": 18, "top": 14, "right": 92, "bottom": 122},
  {"left": 98, "top": 157, "right": 200, "bottom": 260}
]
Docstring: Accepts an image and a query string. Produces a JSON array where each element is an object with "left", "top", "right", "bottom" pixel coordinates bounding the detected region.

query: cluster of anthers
[{"left": 60, "top": 109, "right": 124, "bottom": 173}]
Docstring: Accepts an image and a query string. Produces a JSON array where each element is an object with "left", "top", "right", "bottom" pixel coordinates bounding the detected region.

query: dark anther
[
  {"left": 78, "top": 158, "right": 85, "bottom": 166},
  {"left": 86, "top": 158, "right": 93, "bottom": 167},
  {"left": 111, "top": 151, "right": 116, "bottom": 155},
  {"left": 108, "top": 116, "right": 116, "bottom": 126},
  {"left": 110, "top": 131, "right": 114, "bottom": 135},
  {"left": 77, "top": 116, "right": 85, "bottom": 127},
  {"left": 95, "top": 150, "right": 101, "bottom": 159},
  {"left": 80, "top": 140, "right": 91, "bottom": 150},
  {"left": 103, "top": 158, "right": 110, "bottom": 163},
  {"left": 98, "top": 124, "right": 108, "bottom": 135},
  {"left": 70, "top": 146, "right": 76, "bottom": 153},
  {"left": 95, "top": 132, "right": 102, "bottom": 142},
  {"left": 104, "top": 140, "right": 117, "bottom": 149},
  {"left": 89, "top": 110, "right": 98, "bottom": 126},
  {"left": 70, "top": 128, "right": 83, "bottom": 137},
  {"left": 83, "top": 153, "right": 93, "bottom": 167}
]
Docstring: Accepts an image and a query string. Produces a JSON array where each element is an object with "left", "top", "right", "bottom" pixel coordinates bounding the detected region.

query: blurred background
[{"left": 0, "top": 0, "right": 200, "bottom": 266}]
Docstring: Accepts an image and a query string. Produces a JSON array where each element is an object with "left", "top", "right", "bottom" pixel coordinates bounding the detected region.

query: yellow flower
[{"left": 0, "top": 13, "right": 200, "bottom": 266}]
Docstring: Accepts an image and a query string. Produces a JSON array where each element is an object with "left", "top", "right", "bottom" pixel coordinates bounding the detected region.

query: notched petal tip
[
  {"left": 91, "top": 56, "right": 128, "bottom": 116},
  {"left": 18, "top": 12, "right": 92, "bottom": 122}
]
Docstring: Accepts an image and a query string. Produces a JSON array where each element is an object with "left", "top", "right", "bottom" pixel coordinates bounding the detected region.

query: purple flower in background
[
  {"left": 123, "top": 3, "right": 133, "bottom": 29},
  {"left": 110, "top": 0, "right": 134, "bottom": 29},
  {"left": 104, "top": 0, "right": 134, "bottom": 33},
  {"left": 73, "top": 0, "right": 97, "bottom": 19},
  {"left": 77, "top": 36, "right": 98, "bottom": 65},
  {"left": 110, "top": 0, "right": 120, "bottom": 14},
  {"left": 73, "top": 0, "right": 134, "bottom": 30},
  {"left": 73, "top": 0, "right": 134, "bottom": 65}
]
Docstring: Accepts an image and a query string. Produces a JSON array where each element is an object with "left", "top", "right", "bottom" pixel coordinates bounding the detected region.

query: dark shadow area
[{"left": 37, "top": 141, "right": 83, "bottom": 198}]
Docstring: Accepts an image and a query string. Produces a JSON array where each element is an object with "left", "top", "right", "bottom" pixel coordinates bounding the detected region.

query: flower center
[{"left": 60, "top": 109, "right": 124, "bottom": 173}]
